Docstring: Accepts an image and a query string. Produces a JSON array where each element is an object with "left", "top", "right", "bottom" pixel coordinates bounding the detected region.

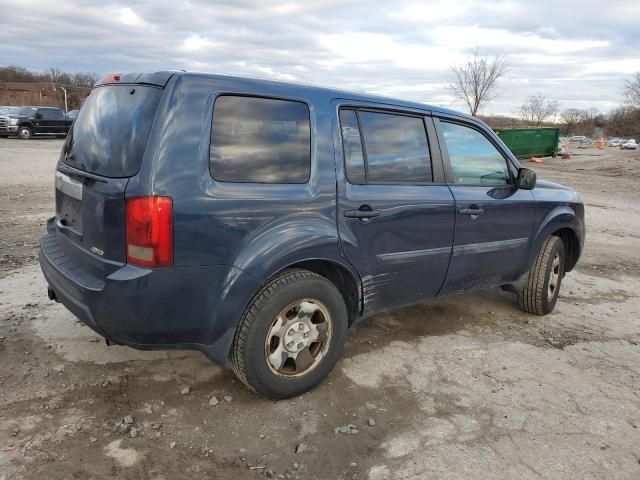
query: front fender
[{"left": 526, "top": 204, "right": 584, "bottom": 272}]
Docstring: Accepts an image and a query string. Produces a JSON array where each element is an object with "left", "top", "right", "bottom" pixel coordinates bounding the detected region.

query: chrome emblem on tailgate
[{"left": 90, "top": 247, "right": 104, "bottom": 256}]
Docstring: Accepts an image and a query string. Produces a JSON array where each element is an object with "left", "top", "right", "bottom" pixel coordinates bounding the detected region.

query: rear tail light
[{"left": 126, "top": 196, "right": 173, "bottom": 268}]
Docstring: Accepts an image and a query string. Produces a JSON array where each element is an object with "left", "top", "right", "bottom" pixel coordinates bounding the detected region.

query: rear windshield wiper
[{"left": 57, "top": 162, "right": 108, "bottom": 183}]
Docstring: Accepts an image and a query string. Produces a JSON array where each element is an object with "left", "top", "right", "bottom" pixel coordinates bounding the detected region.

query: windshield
[
  {"left": 0, "top": 107, "right": 19, "bottom": 115},
  {"left": 0, "top": 107, "right": 33, "bottom": 115},
  {"left": 16, "top": 107, "right": 37, "bottom": 115},
  {"left": 62, "top": 85, "right": 162, "bottom": 177}
]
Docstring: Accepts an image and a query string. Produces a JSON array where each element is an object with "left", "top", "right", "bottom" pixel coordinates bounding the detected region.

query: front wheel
[
  {"left": 230, "top": 269, "right": 348, "bottom": 399},
  {"left": 518, "top": 235, "right": 565, "bottom": 315},
  {"left": 17, "top": 126, "right": 32, "bottom": 140}
]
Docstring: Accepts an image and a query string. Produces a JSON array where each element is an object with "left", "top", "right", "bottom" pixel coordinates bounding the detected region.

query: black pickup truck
[{"left": 0, "top": 106, "right": 73, "bottom": 139}]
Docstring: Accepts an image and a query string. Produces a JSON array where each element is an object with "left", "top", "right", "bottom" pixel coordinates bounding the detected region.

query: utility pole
[{"left": 54, "top": 85, "right": 68, "bottom": 113}]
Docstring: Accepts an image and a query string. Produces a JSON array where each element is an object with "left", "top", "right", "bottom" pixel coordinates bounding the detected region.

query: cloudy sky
[{"left": 2, "top": 0, "right": 639, "bottom": 115}]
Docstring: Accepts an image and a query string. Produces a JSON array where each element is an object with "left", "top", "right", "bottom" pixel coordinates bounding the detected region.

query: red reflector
[
  {"left": 113, "top": 74, "right": 121, "bottom": 81},
  {"left": 126, "top": 196, "right": 173, "bottom": 268}
]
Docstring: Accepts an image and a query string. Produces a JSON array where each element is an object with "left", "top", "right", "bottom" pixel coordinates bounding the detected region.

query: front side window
[
  {"left": 440, "top": 122, "right": 510, "bottom": 186},
  {"left": 210, "top": 96, "right": 311, "bottom": 183}
]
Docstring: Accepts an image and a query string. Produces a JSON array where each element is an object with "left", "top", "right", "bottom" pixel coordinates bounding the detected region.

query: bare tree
[
  {"left": 0, "top": 65, "right": 36, "bottom": 82},
  {"left": 518, "top": 95, "right": 559, "bottom": 126},
  {"left": 560, "top": 108, "right": 586, "bottom": 134},
  {"left": 608, "top": 106, "right": 640, "bottom": 138},
  {"left": 47, "top": 67, "right": 64, "bottom": 83},
  {"left": 448, "top": 47, "right": 508, "bottom": 116},
  {"left": 623, "top": 72, "right": 640, "bottom": 109},
  {"left": 1, "top": 65, "right": 99, "bottom": 87},
  {"left": 72, "top": 72, "right": 100, "bottom": 88}
]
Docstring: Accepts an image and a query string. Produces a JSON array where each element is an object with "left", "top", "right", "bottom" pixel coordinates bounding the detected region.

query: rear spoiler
[{"left": 96, "top": 71, "right": 178, "bottom": 88}]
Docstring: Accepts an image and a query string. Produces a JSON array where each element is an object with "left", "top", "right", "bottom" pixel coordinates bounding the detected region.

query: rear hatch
[{"left": 53, "top": 79, "right": 165, "bottom": 277}]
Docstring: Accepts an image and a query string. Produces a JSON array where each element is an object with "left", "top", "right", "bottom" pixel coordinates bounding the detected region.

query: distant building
[{"left": 0, "top": 82, "right": 91, "bottom": 110}]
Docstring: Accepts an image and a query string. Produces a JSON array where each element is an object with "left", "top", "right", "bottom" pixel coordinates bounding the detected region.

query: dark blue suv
[{"left": 40, "top": 71, "right": 585, "bottom": 398}]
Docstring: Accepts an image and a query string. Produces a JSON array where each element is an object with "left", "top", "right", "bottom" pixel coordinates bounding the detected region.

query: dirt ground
[{"left": 1, "top": 137, "right": 639, "bottom": 480}]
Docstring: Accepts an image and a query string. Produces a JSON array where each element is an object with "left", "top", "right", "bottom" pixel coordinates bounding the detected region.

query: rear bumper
[{"left": 39, "top": 219, "right": 258, "bottom": 365}]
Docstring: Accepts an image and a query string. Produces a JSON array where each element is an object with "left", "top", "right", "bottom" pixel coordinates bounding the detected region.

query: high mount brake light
[
  {"left": 126, "top": 196, "right": 173, "bottom": 268},
  {"left": 100, "top": 73, "right": 121, "bottom": 83}
]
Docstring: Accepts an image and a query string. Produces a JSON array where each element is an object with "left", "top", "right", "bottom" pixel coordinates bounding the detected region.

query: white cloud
[
  {"left": 118, "top": 7, "right": 143, "bottom": 26},
  {"left": 429, "top": 26, "right": 609, "bottom": 54},
  {"left": 1, "top": 0, "right": 639, "bottom": 114},
  {"left": 182, "top": 34, "right": 213, "bottom": 51}
]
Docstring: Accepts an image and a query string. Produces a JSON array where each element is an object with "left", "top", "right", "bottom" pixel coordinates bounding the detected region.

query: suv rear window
[
  {"left": 210, "top": 95, "right": 311, "bottom": 183},
  {"left": 63, "top": 85, "right": 162, "bottom": 178}
]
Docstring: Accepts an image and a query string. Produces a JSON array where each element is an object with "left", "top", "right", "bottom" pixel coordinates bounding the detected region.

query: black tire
[
  {"left": 518, "top": 236, "right": 565, "bottom": 315},
  {"left": 17, "top": 126, "right": 32, "bottom": 140},
  {"left": 230, "top": 269, "right": 348, "bottom": 399}
]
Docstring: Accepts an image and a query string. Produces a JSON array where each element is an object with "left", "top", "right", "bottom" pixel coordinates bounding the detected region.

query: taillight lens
[{"left": 126, "top": 196, "right": 173, "bottom": 268}]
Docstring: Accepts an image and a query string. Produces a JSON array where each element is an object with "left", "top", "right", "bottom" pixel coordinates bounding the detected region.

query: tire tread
[
  {"left": 230, "top": 268, "right": 323, "bottom": 394},
  {"left": 518, "top": 236, "right": 562, "bottom": 315}
]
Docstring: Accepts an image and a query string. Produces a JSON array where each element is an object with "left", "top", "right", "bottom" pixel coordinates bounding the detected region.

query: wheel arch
[
  {"left": 272, "top": 258, "right": 362, "bottom": 327},
  {"left": 204, "top": 255, "right": 362, "bottom": 367},
  {"left": 529, "top": 205, "right": 583, "bottom": 273},
  {"left": 552, "top": 227, "right": 580, "bottom": 272},
  {"left": 203, "top": 224, "right": 363, "bottom": 365},
  {"left": 231, "top": 217, "right": 362, "bottom": 324}
]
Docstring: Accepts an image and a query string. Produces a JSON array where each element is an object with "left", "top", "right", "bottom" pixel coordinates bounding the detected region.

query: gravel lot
[{"left": 1, "top": 137, "right": 639, "bottom": 479}]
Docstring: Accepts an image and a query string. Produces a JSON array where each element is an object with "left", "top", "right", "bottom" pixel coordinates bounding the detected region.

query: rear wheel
[
  {"left": 518, "top": 235, "right": 565, "bottom": 315},
  {"left": 230, "top": 269, "right": 348, "bottom": 399},
  {"left": 17, "top": 126, "right": 32, "bottom": 140}
]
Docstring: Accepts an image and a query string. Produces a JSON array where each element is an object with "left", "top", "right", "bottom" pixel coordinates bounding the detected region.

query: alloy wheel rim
[
  {"left": 264, "top": 299, "right": 333, "bottom": 378},
  {"left": 548, "top": 253, "right": 561, "bottom": 300}
]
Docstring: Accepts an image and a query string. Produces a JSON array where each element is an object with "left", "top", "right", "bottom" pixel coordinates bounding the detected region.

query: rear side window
[
  {"left": 338, "top": 108, "right": 432, "bottom": 184},
  {"left": 210, "top": 96, "right": 311, "bottom": 183},
  {"left": 40, "top": 108, "right": 63, "bottom": 120},
  {"left": 338, "top": 109, "right": 366, "bottom": 183},
  {"left": 440, "top": 122, "right": 510, "bottom": 186},
  {"left": 63, "top": 85, "right": 162, "bottom": 178}
]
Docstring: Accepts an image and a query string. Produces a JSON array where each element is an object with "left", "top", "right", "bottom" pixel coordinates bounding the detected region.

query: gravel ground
[{"left": 1, "top": 137, "right": 639, "bottom": 479}]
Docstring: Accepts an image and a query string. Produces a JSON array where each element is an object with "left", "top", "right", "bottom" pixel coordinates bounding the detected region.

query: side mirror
[
  {"left": 516, "top": 167, "right": 537, "bottom": 190},
  {"left": 34, "top": 112, "right": 43, "bottom": 119}
]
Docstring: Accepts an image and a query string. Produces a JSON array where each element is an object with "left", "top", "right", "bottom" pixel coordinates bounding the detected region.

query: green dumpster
[{"left": 494, "top": 127, "right": 560, "bottom": 158}]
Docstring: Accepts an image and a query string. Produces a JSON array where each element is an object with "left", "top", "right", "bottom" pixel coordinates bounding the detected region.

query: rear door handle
[
  {"left": 459, "top": 207, "right": 485, "bottom": 215},
  {"left": 344, "top": 206, "right": 381, "bottom": 219}
]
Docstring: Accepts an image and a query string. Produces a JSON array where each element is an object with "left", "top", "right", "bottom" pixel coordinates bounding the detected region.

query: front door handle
[
  {"left": 459, "top": 207, "right": 485, "bottom": 216},
  {"left": 344, "top": 206, "right": 381, "bottom": 219}
]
